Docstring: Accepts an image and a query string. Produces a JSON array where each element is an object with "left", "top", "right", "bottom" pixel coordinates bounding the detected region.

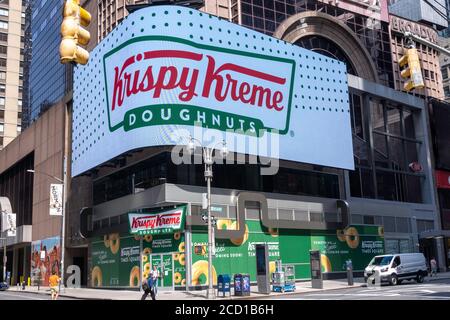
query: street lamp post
[
  {"left": 186, "top": 136, "right": 228, "bottom": 300},
  {"left": 27, "top": 167, "right": 66, "bottom": 293}
]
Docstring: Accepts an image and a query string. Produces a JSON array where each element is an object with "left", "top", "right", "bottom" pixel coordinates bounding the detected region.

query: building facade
[
  {"left": 426, "top": 98, "right": 450, "bottom": 270},
  {"left": 389, "top": 14, "right": 444, "bottom": 99},
  {"left": 438, "top": 37, "right": 450, "bottom": 101},
  {"left": 28, "top": 0, "right": 72, "bottom": 124},
  {"left": 0, "top": 0, "right": 26, "bottom": 150},
  {"left": 2, "top": 0, "right": 447, "bottom": 288},
  {"left": 388, "top": 0, "right": 448, "bottom": 31},
  {"left": 65, "top": 4, "right": 442, "bottom": 289}
]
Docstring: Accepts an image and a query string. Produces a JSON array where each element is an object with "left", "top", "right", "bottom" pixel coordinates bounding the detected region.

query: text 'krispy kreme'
[
  {"left": 112, "top": 50, "right": 286, "bottom": 112},
  {"left": 103, "top": 37, "right": 295, "bottom": 134},
  {"left": 131, "top": 212, "right": 181, "bottom": 229}
]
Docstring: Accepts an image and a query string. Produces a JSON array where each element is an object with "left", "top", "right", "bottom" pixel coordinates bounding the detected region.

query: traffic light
[
  {"left": 59, "top": 0, "right": 91, "bottom": 65},
  {"left": 398, "top": 47, "right": 425, "bottom": 92}
]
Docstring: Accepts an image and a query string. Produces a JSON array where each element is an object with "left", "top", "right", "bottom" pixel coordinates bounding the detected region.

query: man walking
[
  {"left": 430, "top": 257, "right": 437, "bottom": 277},
  {"left": 141, "top": 276, "right": 156, "bottom": 301}
]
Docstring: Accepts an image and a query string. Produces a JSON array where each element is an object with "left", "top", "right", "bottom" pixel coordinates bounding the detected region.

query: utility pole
[{"left": 187, "top": 136, "right": 227, "bottom": 299}]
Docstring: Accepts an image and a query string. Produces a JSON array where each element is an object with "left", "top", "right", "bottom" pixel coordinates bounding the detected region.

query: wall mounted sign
[{"left": 128, "top": 206, "right": 186, "bottom": 235}]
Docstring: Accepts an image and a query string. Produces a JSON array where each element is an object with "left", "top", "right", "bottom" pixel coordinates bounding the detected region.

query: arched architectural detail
[{"left": 273, "top": 11, "right": 379, "bottom": 83}]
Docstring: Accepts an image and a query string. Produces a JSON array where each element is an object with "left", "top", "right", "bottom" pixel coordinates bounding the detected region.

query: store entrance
[
  {"left": 419, "top": 238, "right": 436, "bottom": 268},
  {"left": 150, "top": 254, "right": 173, "bottom": 290}
]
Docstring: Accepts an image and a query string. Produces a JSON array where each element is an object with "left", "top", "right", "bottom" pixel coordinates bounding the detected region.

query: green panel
[
  {"left": 191, "top": 220, "right": 280, "bottom": 286},
  {"left": 278, "top": 229, "right": 311, "bottom": 279},
  {"left": 190, "top": 223, "right": 385, "bottom": 285},
  {"left": 310, "top": 225, "right": 385, "bottom": 272},
  {"left": 90, "top": 232, "right": 187, "bottom": 288},
  {"left": 90, "top": 233, "right": 141, "bottom": 288}
]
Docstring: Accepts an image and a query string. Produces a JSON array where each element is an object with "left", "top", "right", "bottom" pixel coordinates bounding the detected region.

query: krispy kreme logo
[
  {"left": 129, "top": 208, "right": 185, "bottom": 235},
  {"left": 103, "top": 36, "right": 295, "bottom": 136}
]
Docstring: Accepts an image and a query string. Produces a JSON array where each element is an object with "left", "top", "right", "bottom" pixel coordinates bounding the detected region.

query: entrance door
[{"left": 150, "top": 254, "right": 173, "bottom": 290}]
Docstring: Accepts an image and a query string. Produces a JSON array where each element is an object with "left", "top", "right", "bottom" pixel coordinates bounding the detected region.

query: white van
[{"left": 364, "top": 253, "right": 428, "bottom": 285}]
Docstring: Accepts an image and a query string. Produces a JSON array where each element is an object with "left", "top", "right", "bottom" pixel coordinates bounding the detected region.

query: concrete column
[
  {"left": 12, "top": 247, "right": 18, "bottom": 285},
  {"left": 435, "top": 237, "right": 447, "bottom": 272},
  {"left": 410, "top": 216, "right": 420, "bottom": 253}
]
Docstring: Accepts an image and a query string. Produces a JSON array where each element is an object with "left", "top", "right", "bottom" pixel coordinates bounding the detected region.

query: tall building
[
  {"left": 388, "top": 0, "right": 448, "bottom": 31},
  {"left": 0, "top": 0, "right": 27, "bottom": 150},
  {"left": 67, "top": 3, "right": 443, "bottom": 289},
  {"left": 28, "top": 0, "right": 72, "bottom": 124},
  {"left": 389, "top": 14, "right": 444, "bottom": 99},
  {"left": 21, "top": 0, "right": 32, "bottom": 130},
  {"left": 438, "top": 37, "right": 450, "bottom": 101}
]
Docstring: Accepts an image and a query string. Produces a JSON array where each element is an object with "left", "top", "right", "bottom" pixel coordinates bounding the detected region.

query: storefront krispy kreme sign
[
  {"left": 128, "top": 206, "right": 186, "bottom": 235},
  {"left": 104, "top": 37, "right": 294, "bottom": 135},
  {"left": 72, "top": 6, "right": 354, "bottom": 176}
]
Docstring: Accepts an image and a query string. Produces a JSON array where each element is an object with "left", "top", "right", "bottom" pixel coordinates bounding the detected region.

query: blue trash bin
[
  {"left": 234, "top": 274, "right": 243, "bottom": 296},
  {"left": 217, "top": 274, "right": 231, "bottom": 297},
  {"left": 242, "top": 274, "right": 251, "bottom": 296}
]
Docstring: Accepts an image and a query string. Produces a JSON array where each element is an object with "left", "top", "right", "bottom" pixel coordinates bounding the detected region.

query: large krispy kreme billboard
[{"left": 72, "top": 6, "right": 354, "bottom": 176}]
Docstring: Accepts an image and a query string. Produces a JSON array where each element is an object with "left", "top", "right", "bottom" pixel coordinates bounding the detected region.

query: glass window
[
  {"left": 385, "top": 240, "right": 399, "bottom": 254},
  {"left": 351, "top": 214, "right": 363, "bottom": 224},
  {"left": 363, "top": 215, "right": 375, "bottom": 225},
  {"left": 403, "top": 109, "right": 415, "bottom": 139},
  {"left": 396, "top": 217, "right": 410, "bottom": 233},
  {"left": 386, "top": 106, "right": 401, "bottom": 136},
  {"left": 442, "top": 67, "right": 448, "bottom": 80},
  {"left": 371, "top": 100, "right": 385, "bottom": 132},
  {"left": 384, "top": 216, "right": 396, "bottom": 232}
]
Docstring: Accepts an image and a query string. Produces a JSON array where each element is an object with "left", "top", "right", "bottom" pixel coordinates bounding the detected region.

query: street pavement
[
  {"left": 269, "top": 278, "right": 450, "bottom": 300},
  {"left": 0, "top": 290, "right": 77, "bottom": 300},
  {"left": 1, "top": 273, "right": 449, "bottom": 300}
]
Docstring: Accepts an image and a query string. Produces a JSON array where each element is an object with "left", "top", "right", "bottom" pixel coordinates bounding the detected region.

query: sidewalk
[
  {"left": 7, "top": 278, "right": 365, "bottom": 300},
  {"left": 7, "top": 272, "right": 450, "bottom": 300}
]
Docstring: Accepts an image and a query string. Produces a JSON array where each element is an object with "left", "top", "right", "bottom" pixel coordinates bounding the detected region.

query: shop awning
[{"left": 419, "top": 229, "right": 450, "bottom": 239}]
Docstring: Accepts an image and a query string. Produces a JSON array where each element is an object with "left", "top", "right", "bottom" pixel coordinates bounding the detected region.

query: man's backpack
[{"left": 142, "top": 278, "right": 149, "bottom": 291}]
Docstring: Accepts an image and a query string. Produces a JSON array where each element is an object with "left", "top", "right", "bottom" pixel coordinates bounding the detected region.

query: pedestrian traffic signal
[
  {"left": 59, "top": 0, "right": 91, "bottom": 65},
  {"left": 398, "top": 48, "right": 424, "bottom": 92}
]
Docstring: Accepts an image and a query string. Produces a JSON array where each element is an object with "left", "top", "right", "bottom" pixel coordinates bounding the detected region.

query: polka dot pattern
[{"left": 72, "top": 6, "right": 353, "bottom": 176}]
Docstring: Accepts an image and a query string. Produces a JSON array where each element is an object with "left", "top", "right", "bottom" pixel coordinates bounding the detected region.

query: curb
[
  {"left": 227, "top": 283, "right": 365, "bottom": 300},
  {"left": 425, "top": 276, "right": 450, "bottom": 283},
  {"left": 13, "top": 276, "right": 450, "bottom": 300},
  {"left": 6, "top": 289, "right": 103, "bottom": 300}
]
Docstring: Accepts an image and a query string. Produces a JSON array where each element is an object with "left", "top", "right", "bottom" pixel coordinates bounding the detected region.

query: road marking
[{"left": 1, "top": 292, "right": 47, "bottom": 300}]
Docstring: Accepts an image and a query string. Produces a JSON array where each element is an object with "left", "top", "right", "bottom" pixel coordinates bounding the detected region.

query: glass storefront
[
  {"left": 93, "top": 152, "right": 341, "bottom": 206},
  {"left": 349, "top": 92, "right": 425, "bottom": 203},
  {"left": 385, "top": 239, "right": 413, "bottom": 254}
]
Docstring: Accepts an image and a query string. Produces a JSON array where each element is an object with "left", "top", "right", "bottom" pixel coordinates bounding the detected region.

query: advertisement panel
[
  {"left": 72, "top": 5, "right": 353, "bottom": 177},
  {"left": 30, "top": 237, "right": 61, "bottom": 286},
  {"left": 128, "top": 206, "right": 186, "bottom": 235},
  {"left": 49, "top": 184, "right": 63, "bottom": 216},
  {"left": 90, "top": 232, "right": 185, "bottom": 288},
  {"left": 1, "top": 212, "right": 16, "bottom": 236},
  {"left": 190, "top": 222, "right": 384, "bottom": 286}
]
